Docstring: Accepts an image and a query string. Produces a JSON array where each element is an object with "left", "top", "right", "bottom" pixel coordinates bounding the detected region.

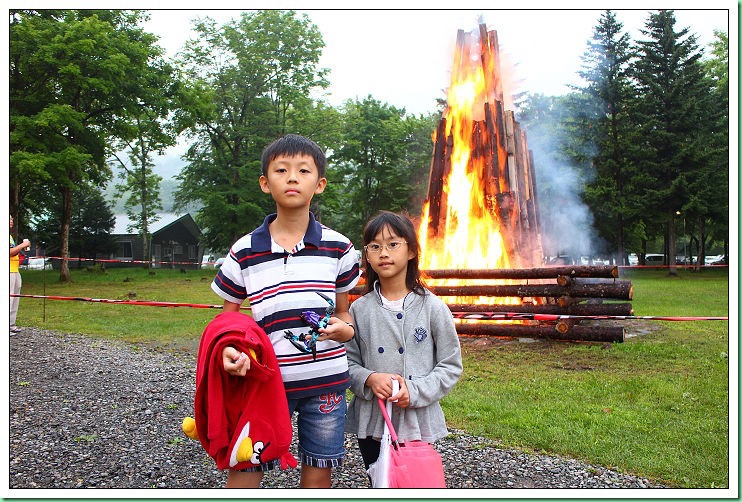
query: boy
[{"left": 211, "top": 134, "right": 360, "bottom": 488}]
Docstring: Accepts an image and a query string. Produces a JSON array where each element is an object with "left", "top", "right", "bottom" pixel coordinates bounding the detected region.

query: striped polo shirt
[{"left": 211, "top": 213, "right": 360, "bottom": 399}]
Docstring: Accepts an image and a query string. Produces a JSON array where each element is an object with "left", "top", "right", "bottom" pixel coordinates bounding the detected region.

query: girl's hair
[
  {"left": 261, "top": 134, "right": 327, "bottom": 178},
  {"left": 362, "top": 211, "right": 426, "bottom": 296}
]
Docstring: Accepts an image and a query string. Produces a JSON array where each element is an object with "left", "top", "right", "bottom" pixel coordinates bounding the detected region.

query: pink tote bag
[{"left": 377, "top": 397, "right": 446, "bottom": 488}]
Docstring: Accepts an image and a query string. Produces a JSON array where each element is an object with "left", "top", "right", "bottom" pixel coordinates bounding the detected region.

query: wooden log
[
  {"left": 426, "top": 118, "right": 448, "bottom": 238},
  {"left": 557, "top": 275, "right": 572, "bottom": 287},
  {"left": 428, "top": 281, "right": 633, "bottom": 300},
  {"left": 487, "top": 28, "right": 503, "bottom": 102},
  {"left": 555, "top": 319, "right": 576, "bottom": 334},
  {"left": 482, "top": 104, "right": 499, "bottom": 216},
  {"left": 557, "top": 296, "right": 581, "bottom": 308},
  {"left": 446, "top": 302, "right": 634, "bottom": 316},
  {"left": 493, "top": 99, "right": 509, "bottom": 192},
  {"left": 504, "top": 110, "right": 519, "bottom": 195},
  {"left": 455, "top": 322, "right": 624, "bottom": 343},
  {"left": 422, "top": 265, "right": 619, "bottom": 279}
]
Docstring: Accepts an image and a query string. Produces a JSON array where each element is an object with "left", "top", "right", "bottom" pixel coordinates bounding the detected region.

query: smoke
[{"left": 522, "top": 124, "right": 603, "bottom": 261}]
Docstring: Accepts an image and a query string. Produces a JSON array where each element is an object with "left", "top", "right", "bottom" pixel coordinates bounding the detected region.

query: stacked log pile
[
  {"left": 350, "top": 265, "right": 632, "bottom": 343},
  {"left": 424, "top": 266, "right": 631, "bottom": 343}
]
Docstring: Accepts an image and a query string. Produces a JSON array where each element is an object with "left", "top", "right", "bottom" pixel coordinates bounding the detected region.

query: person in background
[
  {"left": 9, "top": 216, "right": 30, "bottom": 335},
  {"left": 211, "top": 134, "right": 360, "bottom": 488},
  {"left": 344, "top": 211, "right": 463, "bottom": 479}
]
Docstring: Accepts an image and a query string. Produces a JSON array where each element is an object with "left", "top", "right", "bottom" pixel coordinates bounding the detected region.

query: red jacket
[{"left": 193, "top": 311, "right": 297, "bottom": 470}]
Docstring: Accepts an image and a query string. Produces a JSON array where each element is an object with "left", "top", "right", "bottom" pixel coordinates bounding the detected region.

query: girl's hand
[
  {"left": 222, "top": 346, "right": 250, "bottom": 376},
  {"left": 365, "top": 373, "right": 410, "bottom": 408},
  {"left": 317, "top": 316, "right": 355, "bottom": 343}
]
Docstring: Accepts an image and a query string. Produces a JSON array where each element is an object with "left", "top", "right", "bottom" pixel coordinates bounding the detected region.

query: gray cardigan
[{"left": 345, "top": 283, "right": 463, "bottom": 443}]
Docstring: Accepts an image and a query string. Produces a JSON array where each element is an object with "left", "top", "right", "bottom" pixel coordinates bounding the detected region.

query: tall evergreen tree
[
  {"left": 576, "top": 10, "right": 643, "bottom": 265},
  {"left": 34, "top": 186, "right": 117, "bottom": 262},
  {"left": 632, "top": 10, "right": 710, "bottom": 275}
]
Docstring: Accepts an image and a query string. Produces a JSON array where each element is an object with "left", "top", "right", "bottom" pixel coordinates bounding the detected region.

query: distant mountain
[
  {"left": 103, "top": 152, "right": 201, "bottom": 214},
  {"left": 153, "top": 150, "right": 186, "bottom": 180}
]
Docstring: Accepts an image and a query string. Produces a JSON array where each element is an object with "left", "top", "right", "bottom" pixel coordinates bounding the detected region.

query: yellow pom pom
[
  {"left": 182, "top": 416, "right": 199, "bottom": 440},
  {"left": 236, "top": 437, "right": 254, "bottom": 463}
]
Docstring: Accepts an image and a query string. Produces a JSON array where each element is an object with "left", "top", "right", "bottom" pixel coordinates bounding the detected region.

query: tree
[
  {"left": 34, "top": 186, "right": 118, "bottom": 263},
  {"left": 575, "top": 10, "right": 643, "bottom": 264},
  {"left": 109, "top": 50, "right": 177, "bottom": 266},
  {"left": 172, "top": 10, "right": 328, "bottom": 251},
  {"left": 322, "top": 96, "right": 421, "bottom": 242},
  {"left": 683, "top": 29, "right": 729, "bottom": 266},
  {"left": 518, "top": 92, "right": 597, "bottom": 260},
  {"left": 632, "top": 10, "right": 710, "bottom": 275},
  {"left": 10, "top": 10, "right": 173, "bottom": 281}
]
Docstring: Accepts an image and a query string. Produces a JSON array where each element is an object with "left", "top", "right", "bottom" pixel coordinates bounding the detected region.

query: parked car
[
  {"left": 547, "top": 255, "right": 577, "bottom": 265},
  {"left": 644, "top": 254, "right": 665, "bottom": 265},
  {"left": 214, "top": 257, "right": 225, "bottom": 269},
  {"left": 22, "top": 257, "right": 52, "bottom": 270}
]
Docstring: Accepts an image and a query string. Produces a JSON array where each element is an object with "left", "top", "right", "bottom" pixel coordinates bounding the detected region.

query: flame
[{"left": 417, "top": 27, "right": 522, "bottom": 306}]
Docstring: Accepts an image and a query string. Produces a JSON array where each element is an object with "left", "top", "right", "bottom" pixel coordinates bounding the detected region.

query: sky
[
  {"left": 144, "top": 6, "right": 732, "bottom": 117},
  {"left": 136, "top": 3, "right": 736, "bottom": 260}
]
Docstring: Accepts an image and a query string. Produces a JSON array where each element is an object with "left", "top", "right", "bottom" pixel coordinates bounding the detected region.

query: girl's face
[{"left": 365, "top": 226, "right": 416, "bottom": 282}]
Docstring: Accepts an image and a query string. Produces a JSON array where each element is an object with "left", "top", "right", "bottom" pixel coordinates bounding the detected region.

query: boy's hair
[
  {"left": 362, "top": 211, "right": 426, "bottom": 296},
  {"left": 261, "top": 134, "right": 327, "bottom": 178}
]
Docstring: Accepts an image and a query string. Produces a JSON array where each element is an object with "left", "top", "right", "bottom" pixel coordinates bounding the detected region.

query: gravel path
[{"left": 9, "top": 327, "right": 666, "bottom": 491}]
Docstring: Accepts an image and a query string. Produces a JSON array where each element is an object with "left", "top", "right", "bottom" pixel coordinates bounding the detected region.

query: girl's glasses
[{"left": 364, "top": 241, "right": 407, "bottom": 254}]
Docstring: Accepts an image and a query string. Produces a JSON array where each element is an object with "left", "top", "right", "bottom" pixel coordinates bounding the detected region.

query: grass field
[{"left": 14, "top": 265, "right": 732, "bottom": 488}]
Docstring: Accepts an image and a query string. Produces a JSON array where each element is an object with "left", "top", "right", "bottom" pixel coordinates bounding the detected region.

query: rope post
[{"left": 41, "top": 244, "right": 46, "bottom": 322}]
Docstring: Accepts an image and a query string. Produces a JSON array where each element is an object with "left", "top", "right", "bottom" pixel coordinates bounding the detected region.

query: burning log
[{"left": 425, "top": 118, "right": 449, "bottom": 239}]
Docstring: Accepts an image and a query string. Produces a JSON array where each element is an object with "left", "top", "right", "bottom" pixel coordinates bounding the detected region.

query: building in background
[{"left": 111, "top": 213, "right": 203, "bottom": 269}]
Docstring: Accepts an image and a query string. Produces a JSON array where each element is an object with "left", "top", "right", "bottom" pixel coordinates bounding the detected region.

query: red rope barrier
[
  {"left": 23, "top": 256, "right": 729, "bottom": 269},
  {"left": 26, "top": 256, "right": 205, "bottom": 267},
  {"left": 12, "top": 294, "right": 724, "bottom": 320},
  {"left": 452, "top": 312, "right": 728, "bottom": 321},
  {"left": 11, "top": 294, "right": 248, "bottom": 310}
]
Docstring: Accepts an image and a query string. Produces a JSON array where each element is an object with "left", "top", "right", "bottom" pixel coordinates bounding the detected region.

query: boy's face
[{"left": 259, "top": 154, "right": 326, "bottom": 209}]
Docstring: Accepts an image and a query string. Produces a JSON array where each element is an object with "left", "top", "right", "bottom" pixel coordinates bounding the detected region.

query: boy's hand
[
  {"left": 365, "top": 373, "right": 410, "bottom": 408},
  {"left": 222, "top": 346, "right": 250, "bottom": 376},
  {"left": 317, "top": 316, "right": 355, "bottom": 343}
]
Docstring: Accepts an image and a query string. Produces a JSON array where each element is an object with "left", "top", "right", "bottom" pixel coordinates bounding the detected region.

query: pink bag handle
[{"left": 377, "top": 397, "right": 399, "bottom": 444}]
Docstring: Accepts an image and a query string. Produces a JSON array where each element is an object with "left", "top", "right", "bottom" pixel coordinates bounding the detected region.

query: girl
[{"left": 344, "top": 211, "right": 463, "bottom": 476}]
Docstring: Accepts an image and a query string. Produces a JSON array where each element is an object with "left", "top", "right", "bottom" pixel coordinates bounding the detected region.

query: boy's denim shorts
[{"left": 236, "top": 391, "right": 347, "bottom": 473}]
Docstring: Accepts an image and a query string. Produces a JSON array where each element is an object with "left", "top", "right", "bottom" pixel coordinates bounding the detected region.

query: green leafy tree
[
  {"left": 172, "top": 10, "right": 328, "bottom": 251},
  {"left": 109, "top": 51, "right": 177, "bottom": 266},
  {"left": 683, "top": 29, "right": 729, "bottom": 265},
  {"left": 10, "top": 9, "right": 172, "bottom": 281},
  {"left": 632, "top": 10, "right": 710, "bottom": 274},
  {"left": 323, "top": 96, "right": 423, "bottom": 242}
]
